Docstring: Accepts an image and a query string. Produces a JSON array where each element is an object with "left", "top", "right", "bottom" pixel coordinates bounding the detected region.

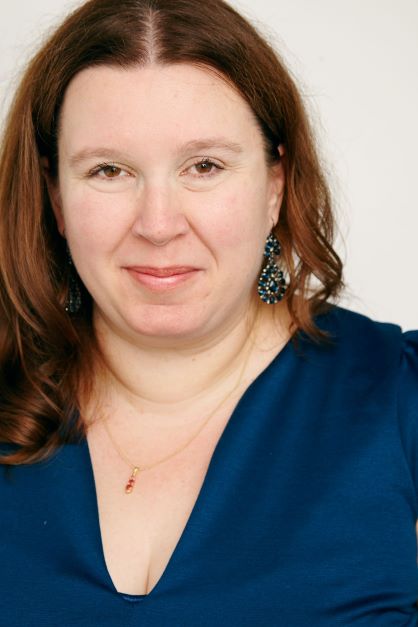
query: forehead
[{"left": 58, "top": 63, "right": 264, "bottom": 155}]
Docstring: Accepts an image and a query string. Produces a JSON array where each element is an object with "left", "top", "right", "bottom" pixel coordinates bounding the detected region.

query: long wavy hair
[{"left": 0, "top": 0, "right": 343, "bottom": 464}]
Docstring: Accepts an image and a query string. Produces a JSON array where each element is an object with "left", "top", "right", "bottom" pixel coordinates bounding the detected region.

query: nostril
[
  {"left": 130, "top": 211, "right": 190, "bottom": 245},
  {"left": 147, "top": 237, "right": 172, "bottom": 247}
]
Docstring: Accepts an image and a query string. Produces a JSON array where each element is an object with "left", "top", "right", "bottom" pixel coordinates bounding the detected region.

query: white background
[{"left": 1, "top": 0, "right": 417, "bottom": 329}]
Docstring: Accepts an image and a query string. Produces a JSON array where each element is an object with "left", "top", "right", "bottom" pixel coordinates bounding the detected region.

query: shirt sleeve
[{"left": 397, "top": 330, "right": 418, "bottom": 509}]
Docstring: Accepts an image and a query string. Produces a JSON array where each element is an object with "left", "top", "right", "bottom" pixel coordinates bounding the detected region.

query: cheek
[
  {"left": 199, "top": 187, "right": 268, "bottom": 251},
  {"left": 60, "top": 187, "right": 133, "bottom": 249}
]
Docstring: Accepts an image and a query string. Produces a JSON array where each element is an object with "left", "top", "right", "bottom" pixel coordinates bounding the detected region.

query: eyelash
[
  {"left": 87, "top": 163, "right": 129, "bottom": 179},
  {"left": 87, "top": 158, "right": 224, "bottom": 180},
  {"left": 189, "top": 158, "right": 224, "bottom": 178}
]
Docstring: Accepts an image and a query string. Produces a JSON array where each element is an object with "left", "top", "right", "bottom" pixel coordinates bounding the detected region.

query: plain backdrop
[{"left": 1, "top": 0, "right": 417, "bottom": 329}]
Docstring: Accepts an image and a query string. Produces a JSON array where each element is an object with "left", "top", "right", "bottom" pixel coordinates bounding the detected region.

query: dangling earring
[
  {"left": 65, "top": 246, "right": 82, "bottom": 314},
  {"left": 257, "top": 232, "right": 287, "bottom": 304}
]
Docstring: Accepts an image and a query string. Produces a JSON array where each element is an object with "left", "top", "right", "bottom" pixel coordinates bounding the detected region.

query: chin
[{"left": 124, "top": 304, "right": 212, "bottom": 340}]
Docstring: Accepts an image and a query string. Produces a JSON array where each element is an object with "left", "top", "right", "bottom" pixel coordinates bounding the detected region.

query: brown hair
[{"left": 0, "top": 0, "right": 343, "bottom": 464}]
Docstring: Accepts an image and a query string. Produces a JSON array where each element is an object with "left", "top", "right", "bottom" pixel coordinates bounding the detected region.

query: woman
[{"left": 0, "top": 0, "right": 416, "bottom": 624}]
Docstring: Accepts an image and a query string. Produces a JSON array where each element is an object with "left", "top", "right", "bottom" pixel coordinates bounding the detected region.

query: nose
[{"left": 131, "top": 183, "right": 189, "bottom": 246}]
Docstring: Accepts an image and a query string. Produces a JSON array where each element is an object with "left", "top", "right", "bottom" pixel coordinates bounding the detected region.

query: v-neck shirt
[{"left": 1, "top": 306, "right": 418, "bottom": 625}]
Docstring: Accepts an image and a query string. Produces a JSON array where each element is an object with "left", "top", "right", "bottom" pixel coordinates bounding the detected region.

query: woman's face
[{"left": 49, "top": 63, "right": 284, "bottom": 344}]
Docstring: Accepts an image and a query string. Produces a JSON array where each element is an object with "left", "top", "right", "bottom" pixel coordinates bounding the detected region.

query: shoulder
[
  {"left": 294, "top": 306, "right": 417, "bottom": 408},
  {"left": 311, "top": 305, "right": 415, "bottom": 368},
  {"left": 315, "top": 305, "right": 404, "bottom": 345}
]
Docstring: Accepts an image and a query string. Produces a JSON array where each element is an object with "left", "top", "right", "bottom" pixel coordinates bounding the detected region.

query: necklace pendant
[{"left": 125, "top": 467, "right": 139, "bottom": 494}]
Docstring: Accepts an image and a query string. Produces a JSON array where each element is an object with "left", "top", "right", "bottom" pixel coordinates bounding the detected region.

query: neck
[{"left": 89, "top": 300, "right": 291, "bottom": 421}]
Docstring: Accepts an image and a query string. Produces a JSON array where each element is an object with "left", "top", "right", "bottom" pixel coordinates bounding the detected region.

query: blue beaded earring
[
  {"left": 65, "top": 247, "right": 82, "bottom": 314},
  {"left": 257, "top": 233, "right": 287, "bottom": 304}
]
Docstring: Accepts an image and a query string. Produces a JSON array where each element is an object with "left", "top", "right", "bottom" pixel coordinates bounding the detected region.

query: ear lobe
[{"left": 41, "top": 157, "right": 65, "bottom": 236}]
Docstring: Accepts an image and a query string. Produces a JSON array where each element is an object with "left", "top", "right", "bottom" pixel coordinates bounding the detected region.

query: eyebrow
[
  {"left": 178, "top": 138, "right": 244, "bottom": 155},
  {"left": 67, "top": 137, "right": 244, "bottom": 168},
  {"left": 68, "top": 148, "right": 127, "bottom": 168}
]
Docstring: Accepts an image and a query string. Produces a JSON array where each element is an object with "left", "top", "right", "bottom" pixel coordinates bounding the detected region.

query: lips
[
  {"left": 125, "top": 265, "right": 200, "bottom": 291},
  {"left": 128, "top": 266, "right": 197, "bottom": 277}
]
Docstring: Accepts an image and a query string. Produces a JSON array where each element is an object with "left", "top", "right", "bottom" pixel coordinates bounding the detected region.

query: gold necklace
[{"left": 103, "top": 336, "right": 254, "bottom": 494}]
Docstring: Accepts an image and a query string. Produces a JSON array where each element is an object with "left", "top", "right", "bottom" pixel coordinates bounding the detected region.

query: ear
[
  {"left": 266, "top": 144, "right": 285, "bottom": 229},
  {"left": 40, "top": 157, "right": 66, "bottom": 236}
]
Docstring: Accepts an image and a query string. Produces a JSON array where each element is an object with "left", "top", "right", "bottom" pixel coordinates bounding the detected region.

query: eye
[
  {"left": 188, "top": 158, "right": 224, "bottom": 177},
  {"left": 88, "top": 163, "right": 131, "bottom": 179}
]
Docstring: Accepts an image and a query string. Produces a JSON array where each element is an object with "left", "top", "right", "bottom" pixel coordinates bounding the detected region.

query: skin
[
  {"left": 45, "top": 62, "right": 289, "bottom": 416},
  {"left": 44, "top": 63, "right": 292, "bottom": 595}
]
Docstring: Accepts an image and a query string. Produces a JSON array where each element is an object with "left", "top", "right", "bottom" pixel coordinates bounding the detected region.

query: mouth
[{"left": 125, "top": 266, "right": 201, "bottom": 291}]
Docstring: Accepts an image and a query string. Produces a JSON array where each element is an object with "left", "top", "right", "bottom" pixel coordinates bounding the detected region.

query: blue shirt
[{"left": 1, "top": 306, "right": 418, "bottom": 626}]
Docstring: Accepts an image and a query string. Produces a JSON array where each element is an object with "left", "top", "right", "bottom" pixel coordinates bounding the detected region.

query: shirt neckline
[{"left": 78, "top": 333, "right": 297, "bottom": 602}]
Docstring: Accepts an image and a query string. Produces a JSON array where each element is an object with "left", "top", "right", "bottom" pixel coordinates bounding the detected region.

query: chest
[
  {"left": 1, "top": 396, "right": 418, "bottom": 624},
  {"left": 87, "top": 416, "right": 228, "bottom": 596}
]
